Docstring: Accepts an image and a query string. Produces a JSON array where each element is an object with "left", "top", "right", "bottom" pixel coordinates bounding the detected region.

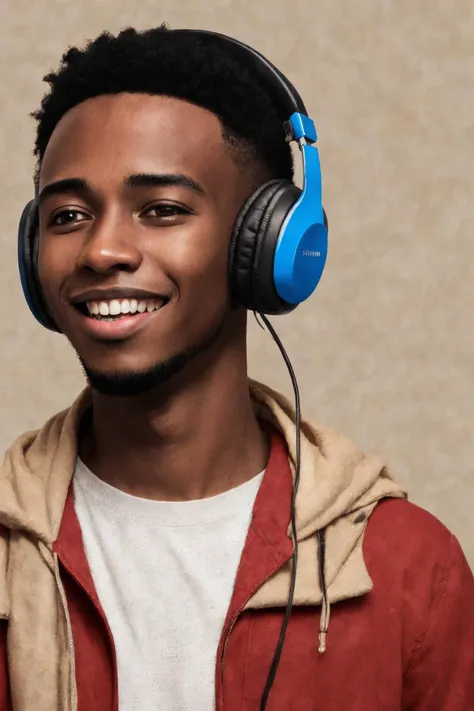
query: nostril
[{"left": 82, "top": 264, "right": 133, "bottom": 275}]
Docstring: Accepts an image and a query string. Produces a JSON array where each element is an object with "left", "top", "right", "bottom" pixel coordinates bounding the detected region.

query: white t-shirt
[{"left": 73, "top": 458, "right": 264, "bottom": 711}]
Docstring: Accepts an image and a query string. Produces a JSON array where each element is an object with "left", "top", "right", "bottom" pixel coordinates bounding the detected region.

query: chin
[
  {"left": 81, "top": 341, "right": 221, "bottom": 400},
  {"left": 76, "top": 310, "right": 228, "bottom": 397},
  {"left": 77, "top": 351, "right": 185, "bottom": 396}
]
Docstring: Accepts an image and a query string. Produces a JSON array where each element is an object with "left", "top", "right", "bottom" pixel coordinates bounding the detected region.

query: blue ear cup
[
  {"left": 272, "top": 113, "right": 328, "bottom": 306},
  {"left": 229, "top": 114, "right": 328, "bottom": 314},
  {"left": 18, "top": 200, "right": 60, "bottom": 332}
]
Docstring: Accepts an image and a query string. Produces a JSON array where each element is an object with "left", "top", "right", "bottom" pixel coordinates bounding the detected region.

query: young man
[{"left": 1, "top": 25, "right": 473, "bottom": 711}]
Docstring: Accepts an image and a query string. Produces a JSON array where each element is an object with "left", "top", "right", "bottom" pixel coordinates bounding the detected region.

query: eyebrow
[
  {"left": 38, "top": 172, "right": 205, "bottom": 205},
  {"left": 38, "top": 177, "right": 88, "bottom": 204},
  {"left": 125, "top": 173, "right": 204, "bottom": 194}
]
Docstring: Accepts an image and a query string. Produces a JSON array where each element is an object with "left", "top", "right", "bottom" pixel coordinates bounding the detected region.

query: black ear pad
[
  {"left": 229, "top": 179, "right": 301, "bottom": 314},
  {"left": 18, "top": 200, "right": 60, "bottom": 332}
]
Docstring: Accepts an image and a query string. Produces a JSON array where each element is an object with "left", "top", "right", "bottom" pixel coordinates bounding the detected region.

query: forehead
[{"left": 39, "top": 93, "right": 233, "bottom": 191}]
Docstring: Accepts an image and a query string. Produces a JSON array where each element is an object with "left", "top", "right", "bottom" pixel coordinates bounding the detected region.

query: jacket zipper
[
  {"left": 220, "top": 613, "right": 240, "bottom": 688},
  {"left": 218, "top": 533, "right": 294, "bottom": 709},
  {"left": 53, "top": 552, "right": 78, "bottom": 711},
  {"left": 218, "top": 581, "right": 286, "bottom": 704},
  {"left": 218, "top": 607, "right": 244, "bottom": 711}
]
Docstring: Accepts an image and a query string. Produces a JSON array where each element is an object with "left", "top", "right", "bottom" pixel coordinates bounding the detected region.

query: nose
[{"left": 76, "top": 211, "right": 142, "bottom": 274}]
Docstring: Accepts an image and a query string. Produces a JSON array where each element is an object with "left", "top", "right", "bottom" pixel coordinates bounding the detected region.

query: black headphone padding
[
  {"left": 230, "top": 180, "right": 302, "bottom": 314},
  {"left": 18, "top": 200, "right": 59, "bottom": 332}
]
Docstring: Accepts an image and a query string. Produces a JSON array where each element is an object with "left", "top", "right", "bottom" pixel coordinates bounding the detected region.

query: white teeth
[
  {"left": 85, "top": 297, "right": 164, "bottom": 318},
  {"left": 87, "top": 302, "right": 99, "bottom": 316},
  {"left": 109, "top": 299, "right": 121, "bottom": 316}
]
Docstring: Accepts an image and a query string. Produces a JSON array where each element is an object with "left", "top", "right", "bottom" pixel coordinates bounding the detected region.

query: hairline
[{"left": 33, "top": 93, "right": 269, "bottom": 186}]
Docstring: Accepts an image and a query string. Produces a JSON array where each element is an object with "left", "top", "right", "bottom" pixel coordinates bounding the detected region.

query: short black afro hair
[{"left": 32, "top": 24, "right": 294, "bottom": 182}]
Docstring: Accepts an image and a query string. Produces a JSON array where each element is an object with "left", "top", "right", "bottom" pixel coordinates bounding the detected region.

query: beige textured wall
[{"left": 1, "top": 1, "right": 473, "bottom": 564}]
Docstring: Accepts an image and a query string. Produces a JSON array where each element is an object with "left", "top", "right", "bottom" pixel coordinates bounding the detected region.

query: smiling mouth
[{"left": 74, "top": 297, "right": 168, "bottom": 322}]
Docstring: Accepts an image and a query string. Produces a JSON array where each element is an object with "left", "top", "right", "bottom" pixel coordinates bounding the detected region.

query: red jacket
[{"left": 1, "top": 430, "right": 473, "bottom": 710}]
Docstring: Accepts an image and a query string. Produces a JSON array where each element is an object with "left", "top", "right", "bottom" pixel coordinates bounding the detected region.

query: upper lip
[{"left": 70, "top": 287, "right": 169, "bottom": 304}]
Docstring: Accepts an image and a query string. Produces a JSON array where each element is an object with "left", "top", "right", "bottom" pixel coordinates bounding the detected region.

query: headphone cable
[{"left": 254, "top": 313, "right": 301, "bottom": 711}]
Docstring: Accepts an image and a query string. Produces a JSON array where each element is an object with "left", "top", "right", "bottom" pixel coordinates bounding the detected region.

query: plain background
[{"left": 1, "top": 0, "right": 473, "bottom": 565}]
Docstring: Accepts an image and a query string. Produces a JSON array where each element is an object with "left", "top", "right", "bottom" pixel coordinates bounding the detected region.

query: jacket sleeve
[
  {"left": 0, "top": 620, "right": 11, "bottom": 711},
  {"left": 402, "top": 534, "right": 474, "bottom": 710}
]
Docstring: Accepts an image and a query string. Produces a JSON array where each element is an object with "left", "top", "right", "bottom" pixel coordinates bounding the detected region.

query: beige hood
[
  {"left": 0, "top": 380, "right": 406, "bottom": 710},
  {"left": 248, "top": 380, "right": 406, "bottom": 613}
]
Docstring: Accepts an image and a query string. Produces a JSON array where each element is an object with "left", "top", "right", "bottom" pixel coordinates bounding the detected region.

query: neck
[{"left": 80, "top": 349, "right": 269, "bottom": 501}]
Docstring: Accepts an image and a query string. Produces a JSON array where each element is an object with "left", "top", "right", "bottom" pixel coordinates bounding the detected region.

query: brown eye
[
  {"left": 144, "top": 203, "right": 190, "bottom": 220},
  {"left": 49, "top": 209, "right": 89, "bottom": 227}
]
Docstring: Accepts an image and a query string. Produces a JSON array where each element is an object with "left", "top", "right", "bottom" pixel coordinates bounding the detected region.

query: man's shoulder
[
  {"left": 369, "top": 496, "right": 453, "bottom": 540},
  {"left": 364, "top": 497, "right": 471, "bottom": 592},
  {"left": 366, "top": 496, "right": 456, "bottom": 559},
  {"left": 364, "top": 496, "right": 474, "bottom": 687},
  {"left": 0, "top": 390, "right": 89, "bottom": 482}
]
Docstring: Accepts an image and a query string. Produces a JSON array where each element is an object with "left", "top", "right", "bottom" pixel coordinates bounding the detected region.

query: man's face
[{"left": 38, "top": 93, "right": 253, "bottom": 394}]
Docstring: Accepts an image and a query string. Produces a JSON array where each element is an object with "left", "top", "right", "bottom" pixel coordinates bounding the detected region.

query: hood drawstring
[{"left": 317, "top": 528, "right": 330, "bottom": 653}]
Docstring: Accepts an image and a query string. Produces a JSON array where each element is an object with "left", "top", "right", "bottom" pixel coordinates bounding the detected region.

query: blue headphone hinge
[{"left": 288, "top": 112, "right": 317, "bottom": 144}]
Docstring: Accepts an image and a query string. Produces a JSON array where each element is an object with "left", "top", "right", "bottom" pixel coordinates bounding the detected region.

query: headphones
[{"left": 18, "top": 30, "right": 328, "bottom": 332}]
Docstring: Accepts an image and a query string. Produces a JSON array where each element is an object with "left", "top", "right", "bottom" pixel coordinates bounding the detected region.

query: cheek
[
  {"left": 168, "top": 223, "right": 231, "bottom": 299},
  {"left": 159, "top": 223, "right": 232, "bottom": 336},
  {"left": 37, "top": 239, "right": 59, "bottom": 300},
  {"left": 37, "top": 236, "right": 74, "bottom": 309}
]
